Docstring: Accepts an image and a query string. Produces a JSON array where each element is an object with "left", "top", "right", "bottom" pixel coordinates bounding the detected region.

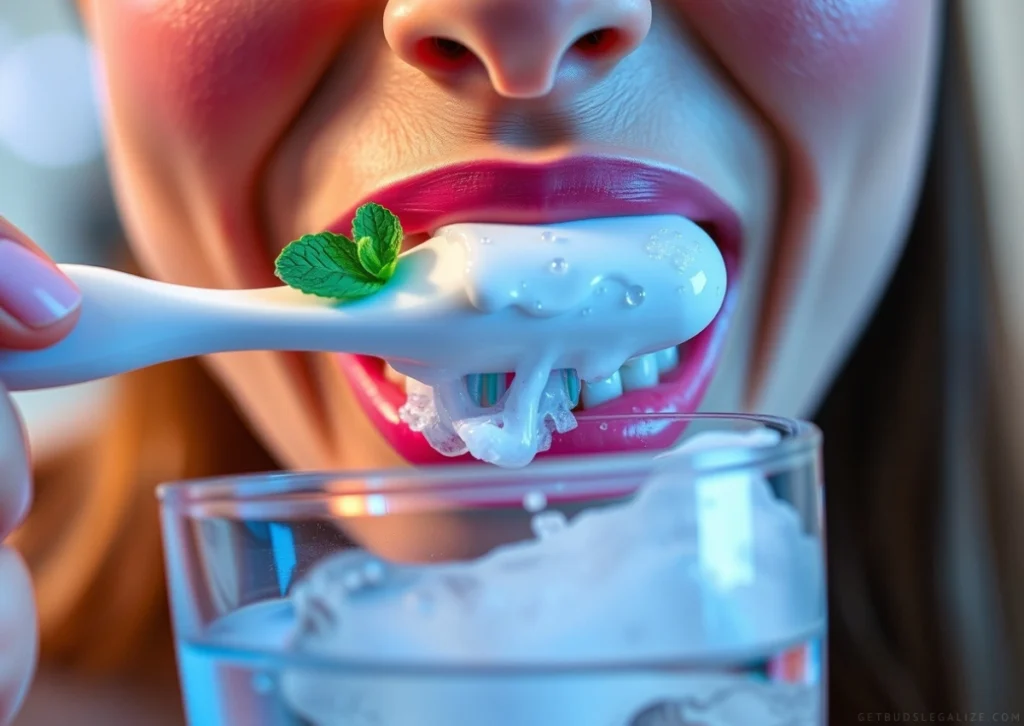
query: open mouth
[{"left": 331, "top": 156, "right": 742, "bottom": 464}]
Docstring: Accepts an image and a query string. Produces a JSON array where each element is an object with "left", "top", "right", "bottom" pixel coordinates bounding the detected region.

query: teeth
[
  {"left": 466, "top": 373, "right": 511, "bottom": 407},
  {"left": 384, "top": 363, "right": 407, "bottom": 388},
  {"left": 619, "top": 353, "right": 660, "bottom": 392},
  {"left": 452, "top": 347, "right": 680, "bottom": 412},
  {"left": 655, "top": 347, "right": 680, "bottom": 374},
  {"left": 581, "top": 370, "right": 624, "bottom": 408}
]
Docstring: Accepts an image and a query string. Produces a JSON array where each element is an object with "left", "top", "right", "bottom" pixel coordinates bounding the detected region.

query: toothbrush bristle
[
  {"left": 466, "top": 373, "right": 511, "bottom": 407},
  {"left": 562, "top": 369, "right": 581, "bottom": 408},
  {"left": 466, "top": 371, "right": 579, "bottom": 408}
]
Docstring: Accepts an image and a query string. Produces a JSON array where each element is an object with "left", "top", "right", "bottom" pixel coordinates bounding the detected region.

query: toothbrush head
[{"left": 377, "top": 215, "right": 727, "bottom": 383}]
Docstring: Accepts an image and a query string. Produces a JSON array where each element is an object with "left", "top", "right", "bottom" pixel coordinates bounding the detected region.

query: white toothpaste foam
[
  {"left": 397, "top": 216, "right": 727, "bottom": 467},
  {"left": 281, "top": 429, "right": 824, "bottom": 726},
  {"left": 400, "top": 362, "right": 578, "bottom": 468}
]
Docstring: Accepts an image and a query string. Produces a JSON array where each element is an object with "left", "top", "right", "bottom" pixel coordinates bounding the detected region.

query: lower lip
[{"left": 334, "top": 249, "right": 738, "bottom": 465}]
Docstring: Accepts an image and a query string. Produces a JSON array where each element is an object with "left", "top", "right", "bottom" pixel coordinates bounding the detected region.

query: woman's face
[{"left": 81, "top": 0, "right": 940, "bottom": 470}]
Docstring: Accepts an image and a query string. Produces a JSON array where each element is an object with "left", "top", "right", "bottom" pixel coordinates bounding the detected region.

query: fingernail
[{"left": 0, "top": 239, "right": 81, "bottom": 329}]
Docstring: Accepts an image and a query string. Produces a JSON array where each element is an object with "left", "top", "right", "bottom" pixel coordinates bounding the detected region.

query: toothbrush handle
[{"left": 0, "top": 265, "right": 242, "bottom": 391}]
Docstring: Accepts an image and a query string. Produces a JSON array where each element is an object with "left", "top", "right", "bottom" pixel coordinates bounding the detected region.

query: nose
[{"left": 384, "top": 0, "right": 652, "bottom": 99}]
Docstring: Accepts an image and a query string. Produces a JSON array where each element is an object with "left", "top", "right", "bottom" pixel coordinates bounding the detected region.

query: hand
[{"left": 0, "top": 218, "right": 82, "bottom": 724}]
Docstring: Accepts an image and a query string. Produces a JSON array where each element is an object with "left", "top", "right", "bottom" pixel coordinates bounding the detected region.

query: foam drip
[
  {"left": 391, "top": 216, "right": 727, "bottom": 467},
  {"left": 399, "top": 360, "right": 578, "bottom": 468}
]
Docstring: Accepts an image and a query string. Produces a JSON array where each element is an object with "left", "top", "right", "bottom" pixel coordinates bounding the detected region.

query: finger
[
  {"left": 0, "top": 547, "right": 37, "bottom": 726},
  {"left": 0, "top": 216, "right": 82, "bottom": 351},
  {"left": 0, "top": 382, "right": 30, "bottom": 540}
]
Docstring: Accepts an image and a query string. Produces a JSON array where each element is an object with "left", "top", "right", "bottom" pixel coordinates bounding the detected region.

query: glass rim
[{"left": 157, "top": 412, "right": 820, "bottom": 510}]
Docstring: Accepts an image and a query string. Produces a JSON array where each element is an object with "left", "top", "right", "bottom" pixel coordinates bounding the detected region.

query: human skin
[
  {"left": 1, "top": 0, "right": 941, "bottom": 720},
  {"left": 0, "top": 218, "right": 80, "bottom": 724},
  {"left": 71, "top": 0, "right": 941, "bottom": 470}
]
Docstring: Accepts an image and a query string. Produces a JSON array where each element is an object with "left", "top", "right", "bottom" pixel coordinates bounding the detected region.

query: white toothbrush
[
  {"left": 0, "top": 240, "right": 460, "bottom": 392},
  {"left": 0, "top": 217, "right": 727, "bottom": 392}
]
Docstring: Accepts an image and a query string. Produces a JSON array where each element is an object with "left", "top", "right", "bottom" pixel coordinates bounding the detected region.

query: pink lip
[{"left": 331, "top": 155, "right": 742, "bottom": 464}]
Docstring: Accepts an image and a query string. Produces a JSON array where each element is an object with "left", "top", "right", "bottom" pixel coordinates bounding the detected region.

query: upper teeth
[{"left": 385, "top": 346, "right": 681, "bottom": 410}]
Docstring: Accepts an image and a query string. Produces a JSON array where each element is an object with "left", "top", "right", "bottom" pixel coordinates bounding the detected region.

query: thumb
[{"left": 0, "top": 217, "right": 82, "bottom": 351}]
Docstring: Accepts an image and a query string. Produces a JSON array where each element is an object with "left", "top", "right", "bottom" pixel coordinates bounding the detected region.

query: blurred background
[
  {"left": 1, "top": 1, "right": 120, "bottom": 457},
  {"left": 2, "top": 0, "right": 1023, "bottom": 724}
]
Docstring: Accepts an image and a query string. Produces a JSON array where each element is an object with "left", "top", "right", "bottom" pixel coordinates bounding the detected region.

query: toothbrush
[
  {"left": 0, "top": 242, "right": 464, "bottom": 392},
  {"left": 0, "top": 217, "right": 727, "bottom": 392}
]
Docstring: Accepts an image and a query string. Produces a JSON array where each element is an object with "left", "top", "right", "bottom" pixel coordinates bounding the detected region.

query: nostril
[
  {"left": 571, "top": 28, "right": 622, "bottom": 57},
  {"left": 415, "top": 36, "right": 475, "bottom": 71},
  {"left": 432, "top": 37, "right": 469, "bottom": 60}
]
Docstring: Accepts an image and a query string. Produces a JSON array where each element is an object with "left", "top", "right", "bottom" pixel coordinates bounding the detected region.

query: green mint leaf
[
  {"left": 352, "top": 202, "right": 403, "bottom": 279},
  {"left": 319, "top": 275, "right": 384, "bottom": 300},
  {"left": 275, "top": 232, "right": 384, "bottom": 299},
  {"left": 331, "top": 233, "right": 367, "bottom": 277},
  {"left": 356, "top": 236, "right": 386, "bottom": 279},
  {"left": 378, "top": 257, "right": 398, "bottom": 280}
]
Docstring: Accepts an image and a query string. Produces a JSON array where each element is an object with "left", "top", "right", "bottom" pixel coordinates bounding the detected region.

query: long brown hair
[
  {"left": 816, "top": 0, "right": 1023, "bottom": 718},
  {"left": 16, "top": 0, "right": 1023, "bottom": 720}
]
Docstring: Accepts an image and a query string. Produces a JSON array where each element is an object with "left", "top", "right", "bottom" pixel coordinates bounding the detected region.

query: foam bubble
[{"left": 399, "top": 365, "right": 578, "bottom": 468}]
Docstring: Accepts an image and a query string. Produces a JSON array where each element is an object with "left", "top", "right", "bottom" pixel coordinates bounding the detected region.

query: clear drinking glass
[{"left": 158, "top": 413, "right": 825, "bottom": 726}]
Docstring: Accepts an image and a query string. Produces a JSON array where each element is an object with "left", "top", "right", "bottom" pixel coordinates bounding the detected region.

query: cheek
[
  {"left": 675, "top": 0, "right": 939, "bottom": 409},
  {"left": 678, "top": 0, "right": 925, "bottom": 101},
  {"left": 96, "top": 0, "right": 360, "bottom": 150},
  {"left": 670, "top": 0, "right": 937, "bottom": 238}
]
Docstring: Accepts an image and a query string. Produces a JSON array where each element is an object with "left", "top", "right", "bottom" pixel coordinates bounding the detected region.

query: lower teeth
[
  {"left": 655, "top": 347, "right": 679, "bottom": 373},
  {"left": 458, "top": 346, "right": 678, "bottom": 410},
  {"left": 619, "top": 354, "right": 660, "bottom": 391},
  {"left": 386, "top": 347, "right": 679, "bottom": 410},
  {"left": 394, "top": 346, "right": 682, "bottom": 467},
  {"left": 581, "top": 370, "right": 623, "bottom": 409}
]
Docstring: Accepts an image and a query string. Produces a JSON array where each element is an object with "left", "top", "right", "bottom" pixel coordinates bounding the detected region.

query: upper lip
[{"left": 328, "top": 155, "right": 742, "bottom": 251}]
